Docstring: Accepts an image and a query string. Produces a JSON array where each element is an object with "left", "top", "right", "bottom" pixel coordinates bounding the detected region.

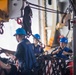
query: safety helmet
[
  {"left": 60, "top": 37, "right": 68, "bottom": 44},
  {"left": 64, "top": 38, "right": 68, "bottom": 44},
  {"left": 34, "top": 34, "right": 40, "bottom": 39},
  {"left": 14, "top": 28, "right": 26, "bottom": 36}
]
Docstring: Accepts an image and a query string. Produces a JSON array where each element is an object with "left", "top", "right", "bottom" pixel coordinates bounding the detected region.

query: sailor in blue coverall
[
  {"left": 51, "top": 37, "right": 72, "bottom": 60},
  {"left": 32, "top": 34, "right": 44, "bottom": 56},
  {"left": 14, "top": 28, "right": 38, "bottom": 75}
]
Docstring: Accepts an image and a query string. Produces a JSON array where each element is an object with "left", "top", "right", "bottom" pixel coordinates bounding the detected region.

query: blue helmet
[
  {"left": 34, "top": 34, "right": 40, "bottom": 39},
  {"left": 60, "top": 37, "right": 68, "bottom": 44},
  {"left": 64, "top": 38, "right": 68, "bottom": 44},
  {"left": 14, "top": 28, "right": 26, "bottom": 36}
]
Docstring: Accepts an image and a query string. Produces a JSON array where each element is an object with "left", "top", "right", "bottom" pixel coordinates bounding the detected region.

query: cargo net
[{"left": 37, "top": 55, "right": 66, "bottom": 75}]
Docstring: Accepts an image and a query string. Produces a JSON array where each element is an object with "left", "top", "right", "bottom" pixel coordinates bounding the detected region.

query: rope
[
  {"left": 66, "top": 30, "right": 71, "bottom": 38},
  {"left": 30, "top": 6, "right": 58, "bottom": 13}
]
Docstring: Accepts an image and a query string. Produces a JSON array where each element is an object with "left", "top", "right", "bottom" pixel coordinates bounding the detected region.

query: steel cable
[{"left": 26, "top": 1, "right": 66, "bottom": 14}]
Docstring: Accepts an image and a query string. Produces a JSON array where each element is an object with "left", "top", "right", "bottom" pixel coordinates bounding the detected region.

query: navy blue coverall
[
  {"left": 32, "top": 44, "right": 44, "bottom": 55},
  {"left": 15, "top": 38, "right": 38, "bottom": 75},
  {"left": 52, "top": 46, "right": 72, "bottom": 60}
]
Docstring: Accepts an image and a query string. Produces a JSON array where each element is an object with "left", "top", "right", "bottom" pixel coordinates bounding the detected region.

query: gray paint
[{"left": 9, "top": 0, "right": 23, "bottom": 19}]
